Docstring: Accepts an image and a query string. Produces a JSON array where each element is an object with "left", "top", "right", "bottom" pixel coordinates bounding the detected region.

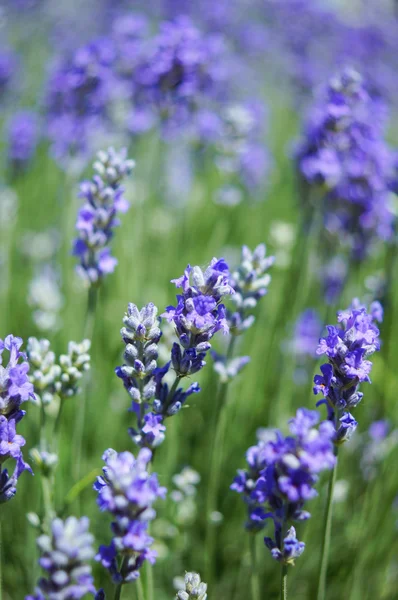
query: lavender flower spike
[
  {"left": 73, "top": 147, "right": 135, "bottom": 286},
  {"left": 94, "top": 448, "right": 166, "bottom": 584},
  {"left": 313, "top": 299, "right": 381, "bottom": 442},
  {"left": 26, "top": 516, "right": 97, "bottom": 600},
  {"left": 177, "top": 572, "right": 208, "bottom": 600},
  {"left": 162, "top": 257, "right": 234, "bottom": 378},
  {"left": 232, "top": 408, "right": 335, "bottom": 563}
]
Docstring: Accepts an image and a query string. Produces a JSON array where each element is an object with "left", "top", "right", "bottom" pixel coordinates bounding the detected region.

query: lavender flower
[
  {"left": 73, "top": 147, "right": 134, "bottom": 286},
  {"left": 176, "top": 572, "right": 207, "bottom": 600},
  {"left": 0, "top": 334, "right": 34, "bottom": 415},
  {"left": 296, "top": 68, "right": 394, "bottom": 261},
  {"left": 45, "top": 39, "right": 116, "bottom": 159},
  {"left": 7, "top": 110, "right": 39, "bottom": 170},
  {"left": 162, "top": 257, "right": 233, "bottom": 377},
  {"left": 27, "top": 337, "right": 91, "bottom": 404},
  {"left": 26, "top": 516, "right": 96, "bottom": 600},
  {"left": 127, "top": 16, "right": 229, "bottom": 136},
  {"left": 314, "top": 299, "right": 381, "bottom": 442},
  {"left": 232, "top": 408, "right": 335, "bottom": 564},
  {"left": 0, "top": 48, "right": 16, "bottom": 101},
  {"left": 94, "top": 448, "right": 166, "bottom": 584}
]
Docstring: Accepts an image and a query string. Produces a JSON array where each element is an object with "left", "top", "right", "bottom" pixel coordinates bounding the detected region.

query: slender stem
[
  {"left": 146, "top": 560, "right": 153, "bottom": 600},
  {"left": 317, "top": 446, "right": 339, "bottom": 600},
  {"left": 205, "top": 335, "right": 236, "bottom": 583},
  {"left": 136, "top": 578, "right": 146, "bottom": 600},
  {"left": 249, "top": 535, "right": 260, "bottom": 600},
  {"left": 0, "top": 514, "right": 2, "bottom": 600},
  {"left": 73, "top": 287, "right": 98, "bottom": 480},
  {"left": 280, "top": 564, "right": 288, "bottom": 600},
  {"left": 41, "top": 474, "right": 55, "bottom": 532},
  {"left": 114, "top": 583, "right": 122, "bottom": 600}
]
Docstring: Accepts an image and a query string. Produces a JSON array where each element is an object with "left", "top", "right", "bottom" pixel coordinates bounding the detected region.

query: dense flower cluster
[
  {"left": 7, "top": 110, "right": 39, "bottom": 170},
  {"left": 0, "top": 335, "right": 33, "bottom": 502},
  {"left": 126, "top": 16, "right": 229, "bottom": 137},
  {"left": 232, "top": 408, "right": 335, "bottom": 563},
  {"left": 94, "top": 448, "right": 166, "bottom": 584},
  {"left": 212, "top": 243, "right": 274, "bottom": 383},
  {"left": 26, "top": 516, "right": 97, "bottom": 600},
  {"left": 27, "top": 337, "right": 91, "bottom": 404},
  {"left": 116, "top": 257, "right": 233, "bottom": 447},
  {"left": 45, "top": 39, "right": 116, "bottom": 158},
  {"left": 313, "top": 300, "right": 382, "bottom": 442},
  {"left": 176, "top": 572, "right": 207, "bottom": 600},
  {"left": 73, "top": 147, "right": 134, "bottom": 285},
  {"left": 296, "top": 68, "right": 394, "bottom": 260}
]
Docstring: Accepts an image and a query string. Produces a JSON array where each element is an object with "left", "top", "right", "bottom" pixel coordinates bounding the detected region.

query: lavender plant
[
  {"left": 0, "top": 335, "right": 33, "bottom": 502},
  {"left": 94, "top": 447, "right": 166, "bottom": 592},
  {"left": 313, "top": 299, "right": 381, "bottom": 600},
  {"left": 176, "top": 572, "right": 207, "bottom": 600},
  {"left": 116, "top": 257, "right": 233, "bottom": 448},
  {"left": 73, "top": 147, "right": 135, "bottom": 288},
  {"left": 296, "top": 67, "right": 395, "bottom": 299},
  {"left": 232, "top": 409, "right": 336, "bottom": 600},
  {"left": 7, "top": 110, "right": 39, "bottom": 173},
  {"left": 26, "top": 516, "right": 97, "bottom": 600}
]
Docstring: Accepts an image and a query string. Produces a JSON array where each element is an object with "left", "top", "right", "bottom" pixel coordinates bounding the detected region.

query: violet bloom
[
  {"left": 7, "top": 110, "right": 39, "bottom": 170},
  {"left": 296, "top": 68, "right": 394, "bottom": 261},
  {"left": 45, "top": 39, "right": 116, "bottom": 159},
  {"left": 26, "top": 516, "right": 97, "bottom": 600},
  {"left": 116, "top": 258, "right": 232, "bottom": 448},
  {"left": 162, "top": 257, "right": 233, "bottom": 379},
  {"left": 128, "top": 16, "right": 229, "bottom": 137},
  {"left": 314, "top": 299, "right": 381, "bottom": 442},
  {"left": 0, "top": 49, "right": 16, "bottom": 101},
  {"left": 232, "top": 408, "right": 335, "bottom": 564},
  {"left": 73, "top": 147, "right": 134, "bottom": 286},
  {"left": 94, "top": 448, "right": 166, "bottom": 584}
]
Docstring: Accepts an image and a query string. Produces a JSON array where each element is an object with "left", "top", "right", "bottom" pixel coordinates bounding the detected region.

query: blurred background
[{"left": 1, "top": 1, "right": 398, "bottom": 598}]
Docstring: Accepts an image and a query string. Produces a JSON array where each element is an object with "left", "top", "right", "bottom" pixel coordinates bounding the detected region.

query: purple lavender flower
[
  {"left": 94, "top": 448, "right": 166, "bottom": 584},
  {"left": 296, "top": 68, "right": 394, "bottom": 261},
  {"left": 45, "top": 39, "right": 116, "bottom": 159},
  {"left": 73, "top": 147, "right": 134, "bottom": 286},
  {"left": 232, "top": 408, "right": 335, "bottom": 564},
  {"left": 7, "top": 110, "right": 39, "bottom": 170},
  {"left": 0, "top": 49, "right": 17, "bottom": 101},
  {"left": 26, "top": 516, "right": 96, "bottom": 600},
  {"left": 127, "top": 16, "right": 229, "bottom": 137},
  {"left": 162, "top": 258, "right": 233, "bottom": 377},
  {"left": 0, "top": 334, "right": 34, "bottom": 416},
  {"left": 314, "top": 299, "right": 381, "bottom": 441}
]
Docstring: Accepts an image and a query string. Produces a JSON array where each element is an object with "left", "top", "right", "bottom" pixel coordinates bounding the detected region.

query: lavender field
[{"left": 1, "top": 1, "right": 398, "bottom": 599}]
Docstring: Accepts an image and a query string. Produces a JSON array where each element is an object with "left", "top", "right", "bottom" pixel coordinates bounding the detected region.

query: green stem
[
  {"left": 114, "top": 583, "right": 123, "bottom": 600},
  {"left": 249, "top": 535, "right": 260, "bottom": 600},
  {"left": 136, "top": 578, "right": 146, "bottom": 600},
  {"left": 280, "top": 564, "right": 288, "bottom": 600},
  {"left": 146, "top": 559, "right": 153, "bottom": 600},
  {"left": 317, "top": 446, "right": 339, "bottom": 600},
  {"left": 73, "top": 287, "right": 98, "bottom": 481},
  {"left": 205, "top": 335, "right": 236, "bottom": 583},
  {"left": 41, "top": 474, "right": 55, "bottom": 532}
]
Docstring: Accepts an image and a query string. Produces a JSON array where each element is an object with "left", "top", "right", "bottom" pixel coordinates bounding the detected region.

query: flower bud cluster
[
  {"left": 232, "top": 409, "right": 335, "bottom": 564},
  {"left": 26, "top": 516, "right": 97, "bottom": 600},
  {"left": 0, "top": 335, "right": 33, "bottom": 502},
  {"left": 176, "top": 572, "right": 207, "bottom": 600},
  {"left": 94, "top": 448, "right": 166, "bottom": 584},
  {"left": 73, "top": 147, "right": 135, "bottom": 286},
  {"left": 313, "top": 299, "right": 381, "bottom": 442}
]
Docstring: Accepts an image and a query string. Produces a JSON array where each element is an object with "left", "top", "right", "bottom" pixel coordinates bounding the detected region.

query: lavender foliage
[
  {"left": 73, "top": 147, "right": 134, "bottom": 286},
  {"left": 94, "top": 448, "right": 166, "bottom": 584},
  {"left": 232, "top": 408, "right": 335, "bottom": 564},
  {"left": 26, "top": 516, "right": 96, "bottom": 600},
  {"left": 314, "top": 300, "right": 382, "bottom": 442}
]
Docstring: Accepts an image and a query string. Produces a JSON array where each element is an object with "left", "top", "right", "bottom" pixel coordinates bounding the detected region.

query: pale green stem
[
  {"left": 317, "top": 446, "right": 339, "bottom": 600},
  {"left": 205, "top": 335, "right": 236, "bottom": 583},
  {"left": 146, "top": 560, "right": 153, "bottom": 600},
  {"left": 280, "top": 564, "right": 288, "bottom": 600},
  {"left": 249, "top": 534, "right": 260, "bottom": 600},
  {"left": 136, "top": 578, "right": 146, "bottom": 600},
  {"left": 73, "top": 286, "right": 98, "bottom": 481}
]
